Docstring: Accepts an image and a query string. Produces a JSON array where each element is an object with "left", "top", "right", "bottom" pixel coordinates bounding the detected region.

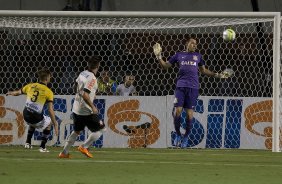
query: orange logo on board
[
  {"left": 244, "top": 100, "right": 281, "bottom": 149},
  {"left": 107, "top": 99, "right": 160, "bottom": 148},
  {"left": 0, "top": 96, "right": 25, "bottom": 144}
]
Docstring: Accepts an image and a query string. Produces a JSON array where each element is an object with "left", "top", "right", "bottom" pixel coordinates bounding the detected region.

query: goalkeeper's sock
[
  {"left": 40, "top": 129, "right": 50, "bottom": 149},
  {"left": 26, "top": 126, "right": 35, "bottom": 144},
  {"left": 184, "top": 118, "right": 192, "bottom": 137},
  {"left": 62, "top": 131, "right": 78, "bottom": 154},
  {"left": 173, "top": 115, "right": 181, "bottom": 136}
]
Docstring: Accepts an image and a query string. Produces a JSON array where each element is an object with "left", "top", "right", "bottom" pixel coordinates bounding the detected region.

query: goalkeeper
[{"left": 153, "top": 38, "right": 231, "bottom": 148}]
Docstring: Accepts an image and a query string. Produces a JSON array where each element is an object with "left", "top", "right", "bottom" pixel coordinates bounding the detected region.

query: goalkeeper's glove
[
  {"left": 153, "top": 43, "right": 162, "bottom": 60},
  {"left": 214, "top": 72, "right": 229, "bottom": 79},
  {"left": 214, "top": 73, "right": 223, "bottom": 78}
]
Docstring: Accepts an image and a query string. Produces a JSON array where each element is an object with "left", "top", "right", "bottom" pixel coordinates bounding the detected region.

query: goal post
[
  {"left": 0, "top": 11, "right": 280, "bottom": 152},
  {"left": 272, "top": 13, "right": 280, "bottom": 152}
]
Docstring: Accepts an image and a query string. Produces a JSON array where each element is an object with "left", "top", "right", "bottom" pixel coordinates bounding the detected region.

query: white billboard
[{"left": 0, "top": 95, "right": 277, "bottom": 150}]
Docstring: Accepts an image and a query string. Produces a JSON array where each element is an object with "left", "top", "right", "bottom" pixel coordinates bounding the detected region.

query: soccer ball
[{"left": 223, "top": 29, "right": 236, "bottom": 41}]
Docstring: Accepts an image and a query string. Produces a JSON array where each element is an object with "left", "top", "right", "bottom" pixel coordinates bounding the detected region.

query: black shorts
[
  {"left": 23, "top": 107, "right": 44, "bottom": 124},
  {"left": 72, "top": 113, "right": 105, "bottom": 132}
]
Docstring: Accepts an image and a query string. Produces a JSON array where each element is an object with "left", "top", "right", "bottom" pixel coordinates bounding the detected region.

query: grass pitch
[{"left": 0, "top": 146, "right": 282, "bottom": 184}]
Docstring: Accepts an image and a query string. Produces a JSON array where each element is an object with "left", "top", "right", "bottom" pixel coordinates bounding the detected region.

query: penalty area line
[
  {"left": 0, "top": 148, "right": 278, "bottom": 159},
  {"left": 0, "top": 157, "right": 282, "bottom": 168}
]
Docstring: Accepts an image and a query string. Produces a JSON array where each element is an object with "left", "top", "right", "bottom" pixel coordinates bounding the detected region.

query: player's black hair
[
  {"left": 88, "top": 56, "right": 101, "bottom": 70},
  {"left": 37, "top": 68, "right": 51, "bottom": 82}
]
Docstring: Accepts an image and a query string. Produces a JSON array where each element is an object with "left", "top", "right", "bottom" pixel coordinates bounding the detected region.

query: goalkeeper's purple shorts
[{"left": 173, "top": 87, "right": 199, "bottom": 109}]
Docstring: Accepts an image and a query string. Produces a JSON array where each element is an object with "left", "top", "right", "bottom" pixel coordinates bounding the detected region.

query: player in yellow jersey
[
  {"left": 6, "top": 68, "right": 58, "bottom": 152},
  {"left": 97, "top": 67, "right": 117, "bottom": 95}
]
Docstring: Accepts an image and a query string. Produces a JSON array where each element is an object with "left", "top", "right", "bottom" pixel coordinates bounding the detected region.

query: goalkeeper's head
[
  {"left": 185, "top": 37, "right": 197, "bottom": 52},
  {"left": 88, "top": 56, "right": 101, "bottom": 74}
]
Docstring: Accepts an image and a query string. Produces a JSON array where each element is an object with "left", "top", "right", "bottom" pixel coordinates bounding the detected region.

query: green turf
[{"left": 0, "top": 146, "right": 282, "bottom": 184}]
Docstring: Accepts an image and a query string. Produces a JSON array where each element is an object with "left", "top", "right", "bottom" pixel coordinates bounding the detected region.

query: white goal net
[{"left": 0, "top": 11, "right": 280, "bottom": 151}]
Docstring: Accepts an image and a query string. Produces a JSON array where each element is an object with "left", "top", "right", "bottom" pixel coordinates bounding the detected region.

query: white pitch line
[
  {"left": 0, "top": 157, "right": 282, "bottom": 168},
  {"left": 0, "top": 148, "right": 280, "bottom": 159},
  {"left": 95, "top": 150, "right": 280, "bottom": 158}
]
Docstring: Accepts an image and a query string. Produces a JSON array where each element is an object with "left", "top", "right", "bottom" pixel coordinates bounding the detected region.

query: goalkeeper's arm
[
  {"left": 153, "top": 43, "right": 171, "bottom": 70},
  {"left": 158, "top": 57, "right": 172, "bottom": 70},
  {"left": 199, "top": 66, "right": 222, "bottom": 78}
]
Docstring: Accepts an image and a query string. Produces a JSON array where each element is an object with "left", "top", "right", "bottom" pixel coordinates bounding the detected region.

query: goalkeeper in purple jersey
[{"left": 153, "top": 38, "right": 228, "bottom": 148}]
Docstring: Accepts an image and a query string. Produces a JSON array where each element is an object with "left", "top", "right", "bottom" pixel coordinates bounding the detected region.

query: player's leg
[
  {"left": 24, "top": 125, "right": 35, "bottom": 149},
  {"left": 39, "top": 126, "right": 51, "bottom": 152},
  {"left": 181, "top": 88, "right": 198, "bottom": 148},
  {"left": 78, "top": 130, "right": 101, "bottom": 158},
  {"left": 183, "top": 108, "right": 194, "bottom": 138},
  {"left": 173, "top": 106, "right": 183, "bottom": 147},
  {"left": 59, "top": 131, "right": 80, "bottom": 158},
  {"left": 173, "top": 87, "right": 185, "bottom": 147},
  {"left": 59, "top": 113, "right": 83, "bottom": 158},
  {"left": 25, "top": 114, "right": 51, "bottom": 152},
  {"left": 78, "top": 114, "right": 105, "bottom": 158},
  {"left": 22, "top": 107, "right": 42, "bottom": 149},
  {"left": 181, "top": 108, "right": 194, "bottom": 148},
  {"left": 37, "top": 115, "right": 52, "bottom": 152}
]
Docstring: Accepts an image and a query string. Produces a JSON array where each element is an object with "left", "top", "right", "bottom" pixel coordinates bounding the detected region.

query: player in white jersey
[
  {"left": 59, "top": 56, "right": 105, "bottom": 158},
  {"left": 116, "top": 74, "right": 137, "bottom": 96}
]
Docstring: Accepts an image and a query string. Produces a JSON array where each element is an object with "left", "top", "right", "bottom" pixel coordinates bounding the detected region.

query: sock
[
  {"left": 62, "top": 131, "right": 79, "bottom": 154},
  {"left": 82, "top": 131, "right": 102, "bottom": 149},
  {"left": 40, "top": 129, "right": 50, "bottom": 149},
  {"left": 184, "top": 118, "right": 192, "bottom": 137},
  {"left": 26, "top": 126, "right": 35, "bottom": 144},
  {"left": 173, "top": 115, "right": 181, "bottom": 136}
]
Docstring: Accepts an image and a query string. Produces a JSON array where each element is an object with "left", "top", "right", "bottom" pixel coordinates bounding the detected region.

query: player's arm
[
  {"left": 158, "top": 58, "right": 172, "bottom": 70},
  {"left": 6, "top": 89, "right": 22, "bottom": 96},
  {"left": 6, "top": 84, "right": 30, "bottom": 96},
  {"left": 199, "top": 66, "right": 223, "bottom": 78},
  {"left": 82, "top": 91, "right": 98, "bottom": 114},
  {"left": 153, "top": 43, "right": 172, "bottom": 70},
  {"left": 83, "top": 77, "right": 98, "bottom": 113},
  {"left": 199, "top": 66, "right": 216, "bottom": 77},
  {"left": 47, "top": 102, "right": 58, "bottom": 136}
]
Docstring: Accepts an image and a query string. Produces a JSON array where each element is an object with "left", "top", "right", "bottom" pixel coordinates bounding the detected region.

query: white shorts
[{"left": 27, "top": 115, "right": 51, "bottom": 131}]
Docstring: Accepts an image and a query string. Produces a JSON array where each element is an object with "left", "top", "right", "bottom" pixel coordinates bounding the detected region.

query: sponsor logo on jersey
[
  {"left": 181, "top": 61, "right": 196, "bottom": 66},
  {"left": 87, "top": 79, "right": 96, "bottom": 89},
  {"left": 193, "top": 55, "right": 198, "bottom": 61}
]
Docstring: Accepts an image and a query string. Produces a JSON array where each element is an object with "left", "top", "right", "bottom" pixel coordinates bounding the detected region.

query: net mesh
[{"left": 0, "top": 14, "right": 280, "bottom": 150}]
